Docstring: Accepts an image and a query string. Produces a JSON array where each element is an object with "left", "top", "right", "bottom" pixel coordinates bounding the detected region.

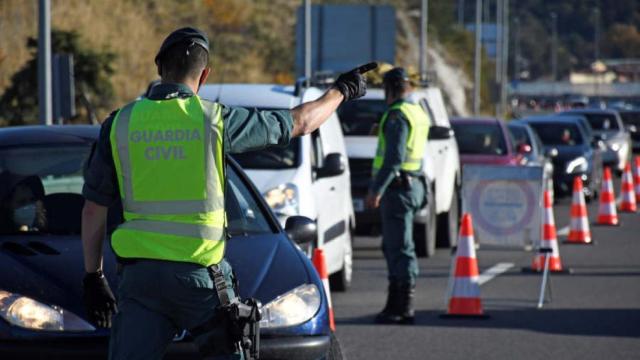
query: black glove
[
  {"left": 82, "top": 270, "right": 117, "bottom": 328},
  {"left": 333, "top": 62, "right": 378, "bottom": 102}
]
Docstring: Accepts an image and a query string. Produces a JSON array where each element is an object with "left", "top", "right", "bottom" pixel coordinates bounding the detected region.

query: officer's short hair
[
  {"left": 383, "top": 67, "right": 411, "bottom": 98},
  {"left": 157, "top": 43, "right": 209, "bottom": 81}
]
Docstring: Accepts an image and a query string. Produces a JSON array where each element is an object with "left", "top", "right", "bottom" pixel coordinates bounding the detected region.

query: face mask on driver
[{"left": 13, "top": 203, "right": 36, "bottom": 227}]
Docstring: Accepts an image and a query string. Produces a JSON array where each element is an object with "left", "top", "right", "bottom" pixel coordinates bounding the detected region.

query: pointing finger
[{"left": 355, "top": 62, "right": 378, "bottom": 74}]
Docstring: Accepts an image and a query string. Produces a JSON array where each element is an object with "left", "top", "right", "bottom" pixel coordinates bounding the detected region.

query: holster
[{"left": 191, "top": 263, "right": 262, "bottom": 359}]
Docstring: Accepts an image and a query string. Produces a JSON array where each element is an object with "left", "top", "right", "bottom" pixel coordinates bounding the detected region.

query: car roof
[
  {"left": 0, "top": 125, "right": 98, "bottom": 147},
  {"left": 561, "top": 109, "right": 619, "bottom": 116},
  {"left": 520, "top": 115, "right": 586, "bottom": 125},
  {"left": 199, "top": 83, "right": 311, "bottom": 109},
  {"left": 450, "top": 117, "right": 500, "bottom": 125}
]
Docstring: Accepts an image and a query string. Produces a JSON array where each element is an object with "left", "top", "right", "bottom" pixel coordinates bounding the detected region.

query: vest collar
[{"left": 147, "top": 82, "right": 195, "bottom": 100}]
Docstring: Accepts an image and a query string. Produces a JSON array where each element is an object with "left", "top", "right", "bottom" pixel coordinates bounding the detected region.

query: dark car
[
  {"left": 451, "top": 117, "right": 525, "bottom": 166},
  {"left": 559, "top": 109, "right": 631, "bottom": 173},
  {"left": 0, "top": 126, "right": 340, "bottom": 360},
  {"left": 618, "top": 110, "right": 640, "bottom": 153},
  {"left": 507, "top": 122, "right": 555, "bottom": 197},
  {"left": 519, "top": 117, "right": 603, "bottom": 200}
]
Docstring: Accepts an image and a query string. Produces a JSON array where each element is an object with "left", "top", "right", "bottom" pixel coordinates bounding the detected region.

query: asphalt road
[{"left": 332, "top": 184, "right": 640, "bottom": 360}]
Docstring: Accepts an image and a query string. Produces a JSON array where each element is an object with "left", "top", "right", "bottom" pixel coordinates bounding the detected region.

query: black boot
[
  {"left": 395, "top": 283, "right": 415, "bottom": 324},
  {"left": 375, "top": 283, "right": 415, "bottom": 325},
  {"left": 374, "top": 282, "right": 399, "bottom": 323}
]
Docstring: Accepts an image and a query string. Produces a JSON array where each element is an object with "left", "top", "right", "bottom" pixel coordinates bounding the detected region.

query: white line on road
[
  {"left": 478, "top": 262, "right": 514, "bottom": 285},
  {"left": 557, "top": 226, "right": 570, "bottom": 236}
]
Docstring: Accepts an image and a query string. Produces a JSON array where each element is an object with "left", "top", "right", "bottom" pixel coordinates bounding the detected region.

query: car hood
[
  {"left": 0, "top": 232, "right": 312, "bottom": 337},
  {"left": 241, "top": 169, "right": 299, "bottom": 194},
  {"left": 545, "top": 145, "right": 590, "bottom": 163}
]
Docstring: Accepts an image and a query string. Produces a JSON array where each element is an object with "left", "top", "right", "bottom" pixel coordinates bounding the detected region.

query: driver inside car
[{"left": 0, "top": 172, "right": 47, "bottom": 233}]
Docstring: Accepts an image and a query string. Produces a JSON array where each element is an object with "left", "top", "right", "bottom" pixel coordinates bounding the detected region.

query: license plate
[{"left": 353, "top": 198, "right": 364, "bottom": 212}]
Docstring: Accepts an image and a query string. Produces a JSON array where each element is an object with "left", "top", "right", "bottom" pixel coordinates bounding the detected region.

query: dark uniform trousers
[
  {"left": 108, "top": 259, "right": 242, "bottom": 360},
  {"left": 380, "top": 179, "right": 425, "bottom": 286}
]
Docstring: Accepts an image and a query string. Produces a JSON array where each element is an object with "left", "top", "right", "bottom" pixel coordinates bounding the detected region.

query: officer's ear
[{"left": 199, "top": 67, "right": 211, "bottom": 87}]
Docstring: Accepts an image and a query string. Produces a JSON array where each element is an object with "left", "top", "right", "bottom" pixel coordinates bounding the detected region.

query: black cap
[
  {"left": 383, "top": 67, "right": 410, "bottom": 84},
  {"left": 155, "top": 27, "right": 209, "bottom": 65}
]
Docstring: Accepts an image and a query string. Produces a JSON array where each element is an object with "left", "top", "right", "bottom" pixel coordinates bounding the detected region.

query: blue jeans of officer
[
  {"left": 380, "top": 180, "right": 424, "bottom": 286},
  {"left": 108, "top": 259, "right": 242, "bottom": 360}
]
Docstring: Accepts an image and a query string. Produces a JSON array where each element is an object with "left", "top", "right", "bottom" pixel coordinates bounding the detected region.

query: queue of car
[{"left": 2, "top": 79, "right": 638, "bottom": 359}]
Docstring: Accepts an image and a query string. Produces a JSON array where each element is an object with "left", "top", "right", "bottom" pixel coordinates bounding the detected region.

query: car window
[
  {"left": 528, "top": 123, "right": 584, "bottom": 146},
  {"left": 311, "top": 130, "right": 324, "bottom": 174},
  {"left": 620, "top": 112, "right": 640, "bottom": 126},
  {"left": 0, "top": 145, "right": 91, "bottom": 234},
  {"left": 451, "top": 123, "right": 508, "bottom": 155},
  {"left": 508, "top": 125, "right": 530, "bottom": 147},
  {"left": 582, "top": 113, "right": 620, "bottom": 131},
  {"left": 337, "top": 99, "right": 386, "bottom": 136},
  {"left": 225, "top": 165, "right": 274, "bottom": 236}
]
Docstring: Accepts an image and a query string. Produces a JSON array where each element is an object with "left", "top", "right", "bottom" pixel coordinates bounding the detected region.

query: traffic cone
[
  {"left": 312, "top": 248, "right": 335, "bottom": 331},
  {"left": 633, "top": 156, "right": 640, "bottom": 203},
  {"left": 620, "top": 163, "right": 637, "bottom": 213},
  {"left": 442, "top": 213, "right": 487, "bottom": 318},
  {"left": 597, "top": 167, "right": 619, "bottom": 226},
  {"left": 566, "top": 177, "right": 592, "bottom": 244},
  {"left": 530, "top": 190, "right": 563, "bottom": 272}
]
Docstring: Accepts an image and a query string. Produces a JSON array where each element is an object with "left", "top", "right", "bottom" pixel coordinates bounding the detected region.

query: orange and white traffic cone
[
  {"left": 633, "top": 156, "right": 640, "bottom": 203},
  {"left": 566, "top": 177, "right": 592, "bottom": 244},
  {"left": 620, "top": 163, "right": 637, "bottom": 213},
  {"left": 312, "top": 248, "right": 335, "bottom": 331},
  {"left": 597, "top": 167, "right": 619, "bottom": 225},
  {"left": 442, "top": 213, "right": 486, "bottom": 318},
  {"left": 530, "top": 190, "right": 564, "bottom": 272}
]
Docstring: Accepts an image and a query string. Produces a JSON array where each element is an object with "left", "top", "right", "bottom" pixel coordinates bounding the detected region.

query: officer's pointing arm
[{"left": 290, "top": 63, "right": 377, "bottom": 137}]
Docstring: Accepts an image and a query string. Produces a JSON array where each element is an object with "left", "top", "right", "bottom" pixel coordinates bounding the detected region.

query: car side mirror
[
  {"left": 517, "top": 143, "right": 532, "bottom": 154},
  {"left": 626, "top": 124, "right": 637, "bottom": 133},
  {"left": 428, "top": 126, "right": 454, "bottom": 140},
  {"left": 316, "top": 153, "right": 345, "bottom": 178},
  {"left": 284, "top": 216, "right": 317, "bottom": 246},
  {"left": 545, "top": 147, "right": 559, "bottom": 158}
]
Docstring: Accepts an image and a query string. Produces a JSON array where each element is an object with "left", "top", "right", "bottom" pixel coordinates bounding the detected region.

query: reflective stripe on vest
[
  {"left": 109, "top": 96, "right": 226, "bottom": 266},
  {"left": 372, "top": 101, "right": 430, "bottom": 174}
]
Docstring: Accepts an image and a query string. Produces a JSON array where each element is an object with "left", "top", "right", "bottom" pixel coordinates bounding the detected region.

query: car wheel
[
  {"left": 436, "top": 186, "right": 460, "bottom": 248},
  {"left": 330, "top": 227, "right": 353, "bottom": 292},
  {"left": 414, "top": 188, "right": 436, "bottom": 258},
  {"left": 327, "top": 331, "right": 345, "bottom": 360}
]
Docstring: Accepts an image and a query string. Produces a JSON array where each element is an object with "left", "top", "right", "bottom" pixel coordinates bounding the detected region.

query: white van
[
  {"left": 337, "top": 87, "right": 461, "bottom": 257},
  {"left": 199, "top": 84, "right": 355, "bottom": 291}
]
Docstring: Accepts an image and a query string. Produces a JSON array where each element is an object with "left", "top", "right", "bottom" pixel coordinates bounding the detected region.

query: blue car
[{"left": 0, "top": 125, "right": 341, "bottom": 359}]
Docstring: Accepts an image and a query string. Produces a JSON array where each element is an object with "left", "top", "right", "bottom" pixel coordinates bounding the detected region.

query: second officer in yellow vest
[
  {"left": 81, "top": 27, "right": 375, "bottom": 359},
  {"left": 365, "top": 67, "right": 430, "bottom": 324}
]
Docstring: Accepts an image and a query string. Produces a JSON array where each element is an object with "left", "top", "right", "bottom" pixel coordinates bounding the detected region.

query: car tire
[
  {"left": 330, "top": 228, "right": 353, "bottom": 292},
  {"left": 414, "top": 188, "right": 436, "bottom": 258},
  {"left": 436, "top": 186, "right": 460, "bottom": 248},
  {"left": 327, "top": 331, "right": 345, "bottom": 360}
]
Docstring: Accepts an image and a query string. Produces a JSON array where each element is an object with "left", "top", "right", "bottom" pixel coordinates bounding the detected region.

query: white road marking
[
  {"left": 557, "top": 225, "right": 570, "bottom": 236},
  {"left": 478, "top": 262, "right": 514, "bottom": 285}
]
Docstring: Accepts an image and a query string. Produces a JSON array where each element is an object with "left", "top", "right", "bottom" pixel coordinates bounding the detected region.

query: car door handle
[{"left": 330, "top": 186, "right": 336, "bottom": 191}]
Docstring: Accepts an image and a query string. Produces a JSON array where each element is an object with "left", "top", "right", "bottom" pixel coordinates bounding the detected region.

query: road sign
[{"left": 462, "top": 165, "right": 543, "bottom": 247}]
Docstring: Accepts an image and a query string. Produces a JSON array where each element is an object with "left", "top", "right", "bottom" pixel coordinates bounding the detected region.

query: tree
[{"left": 0, "top": 29, "right": 116, "bottom": 126}]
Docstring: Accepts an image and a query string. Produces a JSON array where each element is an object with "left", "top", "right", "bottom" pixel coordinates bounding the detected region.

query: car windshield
[
  {"left": 0, "top": 145, "right": 90, "bottom": 234},
  {"left": 232, "top": 137, "right": 300, "bottom": 169},
  {"left": 231, "top": 108, "right": 301, "bottom": 169},
  {"left": 582, "top": 113, "right": 620, "bottom": 132},
  {"left": 528, "top": 123, "right": 584, "bottom": 146},
  {"left": 452, "top": 123, "right": 508, "bottom": 155},
  {"left": 0, "top": 144, "right": 273, "bottom": 236},
  {"left": 620, "top": 112, "right": 640, "bottom": 126},
  {"left": 337, "top": 99, "right": 387, "bottom": 136}
]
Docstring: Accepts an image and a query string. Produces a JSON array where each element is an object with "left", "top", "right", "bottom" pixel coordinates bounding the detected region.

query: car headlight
[
  {"left": 263, "top": 183, "right": 299, "bottom": 217},
  {"left": 610, "top": 143, "right": 621, "bottom": 152},
  {"left": 259, "top": 284, "right": 321, "bottom": 329},
  {"left": 565, "top": 156, "right": 588, "bottom": 174},
  {"left": 0, "top": 290, "right": 95, "bottom": 332}
]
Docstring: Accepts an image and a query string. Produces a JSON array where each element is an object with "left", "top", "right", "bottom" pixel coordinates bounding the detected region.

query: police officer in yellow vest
[
  {"left": 365, "top": 67, "right": 429, "bottom": 325},
  {"left": 81, "top": 27, "right": 374, "bottom": 359}
]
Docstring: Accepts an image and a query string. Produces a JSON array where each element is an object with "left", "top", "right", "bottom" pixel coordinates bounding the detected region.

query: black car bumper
[
  {"left": 0, "top": 335, "right": 331, "bottom": 360},
  {"left": 555, "top": 172, "right": 595, "bottom": 196}
]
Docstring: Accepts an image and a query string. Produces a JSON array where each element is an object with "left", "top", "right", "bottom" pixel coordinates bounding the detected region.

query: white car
[
  {"left": 337, "top": 87, "right": 461, "bottom": 257},
  {"left": 200, "top": 84, "right": 355, "bottom": 291}
]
